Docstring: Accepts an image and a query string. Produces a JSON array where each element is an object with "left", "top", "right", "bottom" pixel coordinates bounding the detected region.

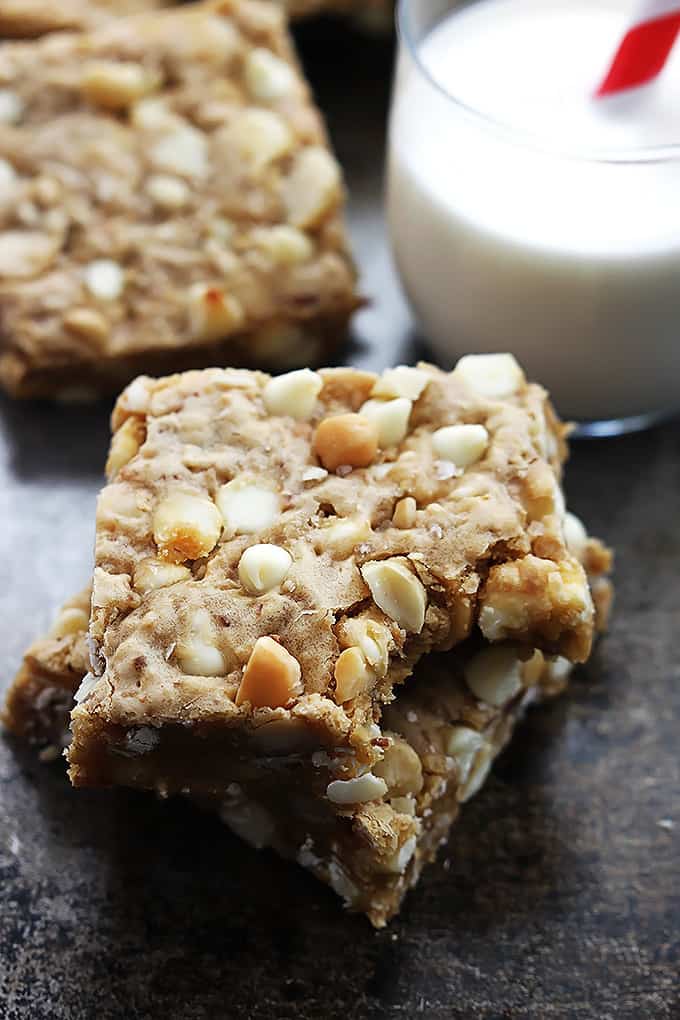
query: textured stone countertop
[{"left": 1, "top": 19, "right": 678, "bottom": 1020}]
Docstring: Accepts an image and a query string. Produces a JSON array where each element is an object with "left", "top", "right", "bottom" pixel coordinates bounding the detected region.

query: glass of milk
[{"left": 388, "top": 0, "right": 680, "bottom": 435}]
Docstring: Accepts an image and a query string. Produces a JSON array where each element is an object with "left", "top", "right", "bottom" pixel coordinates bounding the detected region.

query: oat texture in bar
[
  {"left": 65, "top": 356, "right": 603, "bottom": 794},
  {"left": 0, "top": 0, "right": 357, "bottom": 398}
]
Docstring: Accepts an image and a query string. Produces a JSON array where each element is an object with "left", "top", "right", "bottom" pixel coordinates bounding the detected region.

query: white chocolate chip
[
  {"left": 0, "top": 231, "right": 58, "bottom": 279},
  {"left": 153, "top": 492, "right": 223, "bottom": 562},
  {"left": 302, "top": 466, "right": 328, "bottom": 484},
  {"left": 74, "top": 672, "right": 99, "bottom": 705},
  {"left": 323, "top": 516, "right": 372, "bottom": 559},
  {"left": 446, "top": 726, "right": 485, "bottom": 790},
  {"left": 187, "top": 283, "right": 244, "bottom": 342},
  {"left": 244, "top": 47, "right": 295, "bottom": 101},
  {"left": 0, "top": 158, "right": 17, "bottom": 195},
  {"left": 326, "top": 772, "right": 387, "bottom": 805},
  {"left": 453, "top": 353, "right": 524, "bottom": 398},
  {"left": 251, "top": 225, "right": 313, "bottom": 265},
  {"left": 361, "top": 558, "right": 427, "bottom": 633},
  {"left": 432, "top": 424, "right": 489, "bottom": 467},
  {"left": 263, "top": 368, "right": 322, "bottom": 421},
  {"left": 217, "top": 479, "right": 280, "bottom": 536},
  {"left": 564, "top": 511, "right": 588, "bottom": 561},
  {"left": 84, "top": 259, "right": 124, "bottom": 301},
  {"left": 150, "top": 124, "right": 208, "bottom": 178},
  {"left": 465, "top": 645, "right": 524, "bottom": 707},
  {"left": 359, "top": 398, "right": 412, "bottom": 447},
  {"left": 238, "top": 543, "right": 292, "bottom": 594},
  {"left": 49, "top": 606, "right": 89, "bottom": 640},
  {"left": 0, "top": 89, "right": 23, "bottom": 124},
  {"left": 380, "top": 835, "right": 418, "bottom": 875},
  {"left": 223, "top": 108, "right": 293, "bottom": 170},
  {"left": 282, "top": 146, "right": 341, "bottom": 229},
  {"left": 458, "top": 742, "right": 494, "bottom": 802},
  {"left": 145, "top": 174, "right": 189, "bottom": 210},
  {"left": 131, "top": 97, "right": 181, "bottom": 131},
  {"left": 373, "top": 737, "right": 423, "bottom": 796},
  {"left": 176, "top": 608, "right": 228, "bottom": 676},
  {"left": 372, "top": 366, "right": 430, "bottom": 401},
  {"left": 105, "top": 417, "right": 144, "bottom": 477},
  {"left": 133, "top": 558, "right": 192, "bottom": 594},
  {"left": 81, "top": 61, "right": 158, "bottom": 109},
  {"left": 121, "top": 376, "right": 152, "bottom": 415},
  {"left": 339, "top": 617, "right": 392, "bottom": 676},
  {"left": 392, "top": 496, "right": 417, "bottom": 530},
  {"left": 333, "top": 646, "right": 375, "bottom": 703}
]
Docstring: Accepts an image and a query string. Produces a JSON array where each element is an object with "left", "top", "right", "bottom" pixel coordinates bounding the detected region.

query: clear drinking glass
[{"left": 387, "top": 0, "right": 680, "bottom": 436}]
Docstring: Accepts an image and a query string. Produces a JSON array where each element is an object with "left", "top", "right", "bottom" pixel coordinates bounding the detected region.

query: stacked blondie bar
[{"left": 4, "top": 356, "right": 612, "bottom": 925}]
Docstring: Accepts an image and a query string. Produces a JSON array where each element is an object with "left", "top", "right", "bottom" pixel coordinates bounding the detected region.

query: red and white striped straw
[{"left": 596, "top": 0, "right": 680, "bottom": 96}]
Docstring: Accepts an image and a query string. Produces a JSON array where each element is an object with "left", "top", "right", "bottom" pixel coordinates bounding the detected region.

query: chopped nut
[
  {"left": 373, "top": 737, "right": 424, "bottom": 796},
  {"left": 105, "top": 417, "right": 145, "bottom": 478},
  {"left": 49, "top": 606, "right": 89, "bottom": 640},
  {"left": 564, "top": 511, "right": 588, "bottom": 560},
  {"left": 0, "top": 231, "right": 58, "bottom": 279},
  {"left": 379, "top": 835, "right": 418, "bottom": 875},
  {"left": 81, "top": 61, "right": 159, "bottom": 110},
  {"left": 0, "top": 89, "right": 23, "bottom": 124},
  {"left": 361, "top": 558, "right": 427, "bottom": 633},
  {"left": 458, "top": 742, "right": 493, "bottom": 802},
  {"left": 371, "top": 366, "right": 430, "bottom": 401},
  {"left": 392, "top": 496, "right": 417, "bottom": 529},
  {"left": 453, "top": 353, "right": 524, "bottom": 398},
  {"left": 251, "top": 224, "right": 313, "bottom": 265},
  {"left": 63, "top": 307, "right": 109, "bottom": 344},
  {"left": 224, "top": 108, "right": 293, "bottom": 170},
  {"left": 238, "top": 543, "right": 292, "bottom": 594},
  {"left": 236, "top": 636, "right": 302, "bottom": 708},
  {"left": 119, "top": 376, "right": 152, "bottom": 417},
  {"left": 313, "top": 413, "right": 378, "bottom": 472},
  {"left": 326, "top": 772, "right": 388, "bottom": 805},
  {"left": 250, "top": 718, "right": 317, "bottom": 754},
  {"left": 176, "top": 608, "right": 228, "bottom": 676},
  {"left": 333, "top": 647, "right": 375, "bottom": 703},
  {"left": 339, "top": 617, "right": 392, "bottom": 676},
  {"left": 263, "top": 368, "right": 322, "bottom": 421},
  {"left": 145, "top": 174, "right": 190, "bottom": 210},
  {"left": 187, "top": 284, "right": 244, "bottom": 342},
  {"left": 432, "top": 424, "right": 489, "bottom": 467},
  {"left": 464, "top": 645, "right": 524, "bottom": 707},
  {"left": 153, "top": 491, "right": 223, "bottom": 562},
  {"left": 150, "top": 124, "right": 208, "bottom": 178},
  {"left": 359, "top": 398, "right": 412, "bottom": 447},
  {"left": 390, "top": 795, "right": 417, "bottom": 817},
  {"left": 84, "top": 259, "right": 124, "bottom": 301},
  {"left": 244, "top": 47, "right": 295, "bottom": 101},
  {"left": 282, "top": 146, "right": 341, "bottom": 229},
  {"left": 323, "top": 516, "right": 372, "bottom": 558},
  {"left": 133, "top": 557, "right": 192, "bottom": 594},
  {"left": 216, "top": 479, "right": 280, "bottom": 536}
]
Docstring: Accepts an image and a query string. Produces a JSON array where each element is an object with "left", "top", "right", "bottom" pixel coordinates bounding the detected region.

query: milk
[{"left": 388, "top": 0, "right": 680, "bottom": 426}]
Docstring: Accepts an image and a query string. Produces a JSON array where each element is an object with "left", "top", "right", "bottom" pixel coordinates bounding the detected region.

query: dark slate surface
[{"left": 1, "top": 21, "right": 678, "bottom": 1020}]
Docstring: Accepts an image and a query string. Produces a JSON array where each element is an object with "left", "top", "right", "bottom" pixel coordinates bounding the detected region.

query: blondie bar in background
[{"left": 0, "top": 0, "right": 358, "bottom": 398}]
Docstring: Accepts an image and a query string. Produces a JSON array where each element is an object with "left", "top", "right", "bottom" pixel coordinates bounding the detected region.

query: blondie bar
[
  {"left": 63, "top": 356, "right": 601, "bottom": 798},
  {"left": 0, "top": 0, "right": 357, "bottom": 397}
]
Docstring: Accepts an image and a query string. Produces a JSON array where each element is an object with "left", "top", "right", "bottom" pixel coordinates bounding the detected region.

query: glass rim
[{"left": 396, "top": 0, "right": 680, "bottom": 165}]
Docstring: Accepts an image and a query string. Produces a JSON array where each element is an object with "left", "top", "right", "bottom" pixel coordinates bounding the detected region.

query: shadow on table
[
  {"left": 0, "top": 392, "right": 113, "bottom": 481},
  {"left": 2, "top": 676, "right": 593, "bottom": 1020}
]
